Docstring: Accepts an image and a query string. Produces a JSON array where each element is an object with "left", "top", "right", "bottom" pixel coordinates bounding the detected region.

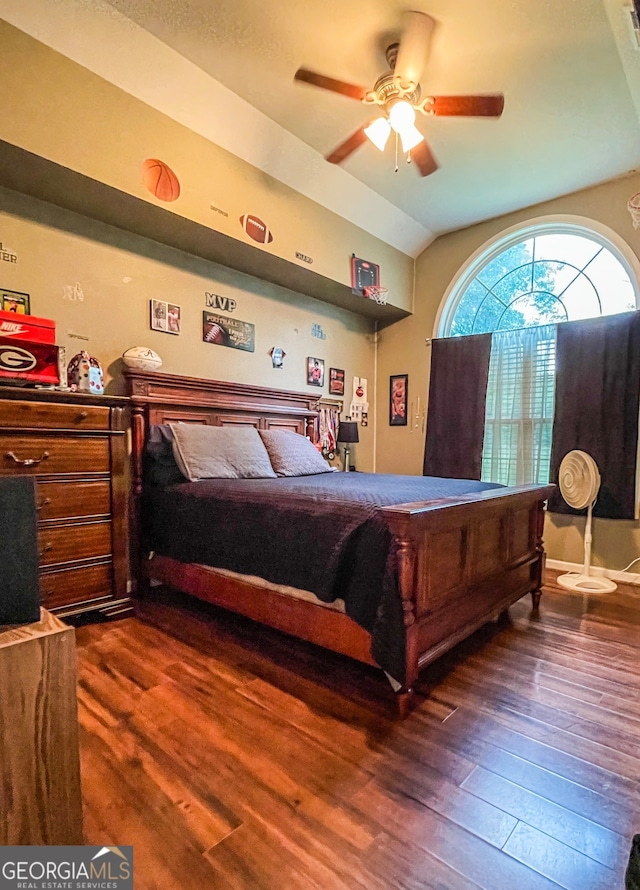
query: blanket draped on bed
[
  {"left": 627, "top": 835, "right": 640, "bottom": 890},
  {"left": 143, "top": 469, "right": 502, "bottom": 683}
]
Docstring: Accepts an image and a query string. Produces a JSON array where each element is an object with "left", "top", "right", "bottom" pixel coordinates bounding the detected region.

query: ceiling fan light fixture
[
  {"left": 399, "top": 123, "right": 424, "bottom": 153},
  {"left": 388, "top": 99, "right": 416, "bottom": 133},
  {"left": 294, "top": 11, "right": 502, "bottom": 177},
  {"left": 364, "top": 117, "right": 391, "bottom": 151}
]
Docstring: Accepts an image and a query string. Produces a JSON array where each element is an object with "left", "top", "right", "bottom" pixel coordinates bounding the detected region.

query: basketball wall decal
[
  {"left": 142, "top": 158, "right": 181, "bottom": 202},
  {"left": 239, "top": 214, "right": 273, "bottom": 244}
]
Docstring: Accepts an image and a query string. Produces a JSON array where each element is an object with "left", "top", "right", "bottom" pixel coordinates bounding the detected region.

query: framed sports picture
[
  {"left": 150, "top": 299, "right": 167, "bottom": 332},
  {"left": 329, "top": 367, "right": 345, "bottom": 396},
  {"left": 389, "top": 374, "right": 408, "bottom": 426},
  {"left": 150, "top": 299, "right": 181, "bottom": 334},
  {"left": 1, "top": 289, "right": 30, "bottom": 314},
  {"left": 167, "top": 303, "right": 181, "bottom": 334},
  {"left": 307, "top": 356, "right": 325, "bottom": 387}
]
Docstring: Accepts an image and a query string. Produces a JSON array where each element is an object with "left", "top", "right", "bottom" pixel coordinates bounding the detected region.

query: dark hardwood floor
[{"left": 74, "top": 573, "right": 640, "bottom": 889}]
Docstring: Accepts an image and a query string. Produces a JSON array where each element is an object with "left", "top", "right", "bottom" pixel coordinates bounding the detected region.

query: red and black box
[{"left": 0, "top": 336, "right": 61, "bottom": 385}]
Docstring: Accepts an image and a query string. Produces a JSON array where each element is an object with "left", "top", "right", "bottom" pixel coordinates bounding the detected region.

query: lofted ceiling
[{"left": 3, "top": 0, "right": 640, "bottom": 256}]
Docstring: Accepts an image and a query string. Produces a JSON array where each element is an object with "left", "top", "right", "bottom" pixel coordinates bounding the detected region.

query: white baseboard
[{"left": 546, "top": 559, "right": 640, "bottom": 586}]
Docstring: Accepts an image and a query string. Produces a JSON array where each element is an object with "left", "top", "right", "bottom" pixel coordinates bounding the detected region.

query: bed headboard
[{"left": 125, "top": 370, "right": 320, "bottom": 495}]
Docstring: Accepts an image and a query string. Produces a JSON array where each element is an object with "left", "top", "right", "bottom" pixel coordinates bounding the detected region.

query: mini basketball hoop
[
  {"left": 628, "top": 192, "right": 640, "bottom": 229},
  {"left": 363, "top": 285, "right": 389, "bottom": 305}
]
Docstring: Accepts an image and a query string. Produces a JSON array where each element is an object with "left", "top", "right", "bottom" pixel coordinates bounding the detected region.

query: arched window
[{"left": 437, "top": 219, "right": 639, "bottom": 485}]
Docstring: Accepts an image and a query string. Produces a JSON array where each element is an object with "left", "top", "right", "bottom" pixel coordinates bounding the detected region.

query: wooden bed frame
[{"left": 126, "top": 370, "right": 555, "bottom": 716}]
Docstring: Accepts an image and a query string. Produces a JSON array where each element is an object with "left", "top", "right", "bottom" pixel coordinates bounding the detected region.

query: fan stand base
[{"left": 557, "top": 572, "right": 617, "bottom": 593}]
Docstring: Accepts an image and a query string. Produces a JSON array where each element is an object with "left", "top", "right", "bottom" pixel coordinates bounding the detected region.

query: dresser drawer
[
  {"left": 39, "top": 520, "right": 112, "bottom": 567},
  {"left": 41, "top": 562, "right": 113, "bottom": 610},
  {"left": 37, "top": 480, "right": 111, "bottom": 520},
  {"left": 0, "top": 435, "right": 110, "bottom": 475},
  {"left": 0, "top": 400, "right": 110, "bottom": 430}
]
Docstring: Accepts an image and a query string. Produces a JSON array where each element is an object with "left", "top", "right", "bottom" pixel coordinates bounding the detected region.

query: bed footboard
[{"left": 380, "top": 483, "right": 555, "bottom": 703}]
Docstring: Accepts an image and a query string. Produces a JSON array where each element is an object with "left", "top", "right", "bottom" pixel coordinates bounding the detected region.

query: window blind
[{"left": 482, "top": 324, "right": 556, "bottom": 486}]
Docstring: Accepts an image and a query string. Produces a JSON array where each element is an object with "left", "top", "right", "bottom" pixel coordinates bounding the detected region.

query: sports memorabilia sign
[{"left": 202, "top": 311, "right": 255, "bottom": 352}]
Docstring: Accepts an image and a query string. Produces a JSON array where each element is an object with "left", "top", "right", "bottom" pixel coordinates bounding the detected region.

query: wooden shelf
[{"left": 0, "top": 138, "right": 410, "bottom": 330}]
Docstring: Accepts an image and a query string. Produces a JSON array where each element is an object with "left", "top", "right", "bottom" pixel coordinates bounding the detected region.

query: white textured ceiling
[{"left": 3, "top": 0, "right": 640, "bottom": 256}]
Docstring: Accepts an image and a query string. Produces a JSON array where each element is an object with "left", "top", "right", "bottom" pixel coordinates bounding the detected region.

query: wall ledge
[{"left": 0, "top": 138, "right": 411, "bottom": 331}]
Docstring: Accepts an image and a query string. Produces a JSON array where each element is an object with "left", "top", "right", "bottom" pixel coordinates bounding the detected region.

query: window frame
[{"left": 434, "top": 215, "right": 640, "bottom": 338}]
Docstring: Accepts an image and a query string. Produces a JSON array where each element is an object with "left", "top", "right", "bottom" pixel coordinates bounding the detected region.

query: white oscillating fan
[{"left": 556, "top": 450, "right": 617, "bottom": 593}]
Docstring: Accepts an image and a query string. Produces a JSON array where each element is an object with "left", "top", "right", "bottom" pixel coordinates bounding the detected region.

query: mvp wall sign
[{"left": 205, "top": 292, "right": 237, "bottom": 313}]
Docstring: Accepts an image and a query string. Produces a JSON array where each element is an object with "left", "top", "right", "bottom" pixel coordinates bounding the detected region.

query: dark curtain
[
  {"left": 423, "top": 332, "right": 492, "bottom": 479},
  {"left": 548, "top": 310, "right": 640, "bottom": 519}
]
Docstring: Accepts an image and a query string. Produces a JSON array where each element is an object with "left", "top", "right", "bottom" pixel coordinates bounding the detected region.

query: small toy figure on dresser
[{"left": 67, "top": 350, "right": 104, "bottom": 394}]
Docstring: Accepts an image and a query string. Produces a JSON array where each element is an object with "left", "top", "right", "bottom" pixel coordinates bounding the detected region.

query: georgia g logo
[{"left": 0, "top": 346, "right": 37, "bottom": 371}]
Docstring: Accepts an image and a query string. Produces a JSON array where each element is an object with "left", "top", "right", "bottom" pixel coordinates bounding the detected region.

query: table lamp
[{"left": 337, "top": 421, "right": 359, "bottom": 472}]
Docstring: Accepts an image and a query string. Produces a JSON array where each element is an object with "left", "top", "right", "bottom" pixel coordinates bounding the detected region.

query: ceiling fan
[{"left": 294, "top": 11, "right": 504, "bottom": 177}]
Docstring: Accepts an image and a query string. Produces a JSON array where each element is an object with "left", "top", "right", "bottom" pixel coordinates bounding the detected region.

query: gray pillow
[
  {"left": 169, "top": 424, "right": 276, "bottom": 481},
  {"left": 258, "top": 429, "right": 332, "bottom": 476}
]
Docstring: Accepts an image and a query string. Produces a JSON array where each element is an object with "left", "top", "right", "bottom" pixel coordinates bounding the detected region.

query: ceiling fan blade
[
  {"left": 410, "top": 140, "right": 439, "bottom": 177},
  {"left": 424, "top": 94, "right": 505, "bottom": 117},
  {"left": 394, "top": 11, "right": 435, "bottom": 87},
  {"left": 294, "top": 68, "right": 368, "bottom": 101},
  {"left": 326, "top": 128, "right": 368, "bottom": 165}
]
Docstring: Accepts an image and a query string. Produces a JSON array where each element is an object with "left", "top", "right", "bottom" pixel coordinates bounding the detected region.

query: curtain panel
[
  {"left": 548, "top": 311, "right": 640, "bottom": 519},
  {"left": 423, "top": 333, "right": 492, "bottom": 479}
]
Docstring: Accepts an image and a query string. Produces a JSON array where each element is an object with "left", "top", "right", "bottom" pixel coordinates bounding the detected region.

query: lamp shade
[
  {"left": 337, "top": 421, "right": 359, "bottom": 444},
  {"left": 364, "top": 117, "right": 391, "bottom": 151},
  {"left": 399, "top": 123, "right": 424, "bottom": 153}
]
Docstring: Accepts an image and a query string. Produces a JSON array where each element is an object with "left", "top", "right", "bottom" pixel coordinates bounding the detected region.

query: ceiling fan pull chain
[{"left": 394, "top": 132, "right": 399, "bottom": 173}]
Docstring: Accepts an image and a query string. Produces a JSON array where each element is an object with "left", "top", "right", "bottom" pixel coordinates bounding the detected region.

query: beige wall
[
  {"left": 377, "top": 171, "right": 640, "bottom": 570},
  {"left": 0, "top": 20, "right": 412, "bottom": 311},
  {"left": 0, "top": 187, "right": 377, "bottom": 470}
]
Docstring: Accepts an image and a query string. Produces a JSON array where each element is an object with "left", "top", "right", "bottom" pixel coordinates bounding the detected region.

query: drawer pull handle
[
  {"left": 40, "top": 542, "right": 53, "bottom": 557},
  {"left": 5, "top": 450, "right": 50, "bottom": 467},
  {"left": 78, "top": 411, "right": 89, "bottom": 420},
  {"left": 36, "top": 497, "right": 52, "bottom": 512}
]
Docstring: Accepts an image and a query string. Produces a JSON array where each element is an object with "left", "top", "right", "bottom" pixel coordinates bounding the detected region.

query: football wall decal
[
  {"left": 142, "top": 158, "right": 181, "bottom": 202},
  {"left": 239, "top": 214, "right": 273, "bottom": 244}
]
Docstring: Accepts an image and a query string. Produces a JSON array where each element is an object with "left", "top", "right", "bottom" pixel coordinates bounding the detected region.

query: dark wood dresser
[{"left": 0, "top": 386, "right": 130, "bottom": 618}]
